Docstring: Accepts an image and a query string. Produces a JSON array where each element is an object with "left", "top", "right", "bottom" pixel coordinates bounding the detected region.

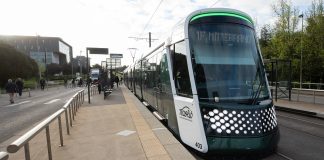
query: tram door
[
  {"left": 148, "top": 54, "right": 158, "bottom": 108},
  {"left": 156, "top": 50, "right": 164, "bottom": 114}
]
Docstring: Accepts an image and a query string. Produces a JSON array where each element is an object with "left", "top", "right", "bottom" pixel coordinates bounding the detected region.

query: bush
[{"left": 0, "top": 41, "right": 39, "bottom": 87}]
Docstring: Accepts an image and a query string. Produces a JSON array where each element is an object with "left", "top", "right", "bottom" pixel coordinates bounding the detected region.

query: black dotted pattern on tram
[{"left": 202, "top": 106, "right": 278, "bottom": 137}]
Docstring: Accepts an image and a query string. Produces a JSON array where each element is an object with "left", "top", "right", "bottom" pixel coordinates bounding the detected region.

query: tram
[{"left": 124, "top": 8, "right": 279, "bottom": 155}]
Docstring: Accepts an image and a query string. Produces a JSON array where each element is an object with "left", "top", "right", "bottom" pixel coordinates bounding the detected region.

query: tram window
[{"left": 172, "top": 41, "right": 192, "bottom": 97}]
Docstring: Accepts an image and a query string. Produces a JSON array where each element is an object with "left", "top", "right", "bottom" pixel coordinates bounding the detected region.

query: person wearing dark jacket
[
  {"left": 5, "top": 79, "right": 17, "bottom": 104},
  {"left": 115, "top": 76, "right": 119, "bottom": 87},
  {"left": 40, "top": 78, "right": 46, "bottom": 90},
  {"left": 15, "top": 78, "right": 24, "bottom": 96}
]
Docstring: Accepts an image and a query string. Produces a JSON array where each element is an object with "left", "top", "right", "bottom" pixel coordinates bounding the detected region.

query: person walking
[
  {"left": 40, "top": 78, "right": 45, "bottom": 90},
  {"left": 64, "top": 78, "right": 68, "bottom": 88},
  {"left": 97, "top": 79, "right": 102, "bottom": 94},
  {"left": 115, "top": 76, "right": 120, "bottom": 87},
  {"left": 5, "top": 79, "right": 17, "bottom": 104},
  {"left": 71, "top": 78, "right": 75, "bottom": 88},
  {"left": 15, "top": 78, "right": 24, "bottom": 96}
]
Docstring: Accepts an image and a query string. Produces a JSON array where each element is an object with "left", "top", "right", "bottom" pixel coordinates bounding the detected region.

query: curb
[{"left": 275, "top": 105, "right": 324, "bottom": 119}]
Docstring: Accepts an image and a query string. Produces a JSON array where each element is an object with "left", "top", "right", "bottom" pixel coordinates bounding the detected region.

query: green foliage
[
  {"left": 260, "top": 0, "right": 324, "bottom": 83},
  {"left": 0, "top": 41, "right": 39, "bottom": 87}
]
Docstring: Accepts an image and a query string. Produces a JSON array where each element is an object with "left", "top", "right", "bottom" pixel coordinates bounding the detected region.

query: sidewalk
[
  {"left": 6, "top": 85, "right": 194, "bottom": 160},
  {"left": 274, "top": 99, "right": 324, "bottom": 118},
  {"left": 53, "top": 85, "right": 194, "bottom": 160}
]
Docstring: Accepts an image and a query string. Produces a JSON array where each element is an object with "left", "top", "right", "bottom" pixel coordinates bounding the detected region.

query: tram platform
[
  {"left": 274, "top": 99, "right": 324, "bottom": 119},
  {"left": 5, "top": 85, "right": 195, "bottom": 160}
]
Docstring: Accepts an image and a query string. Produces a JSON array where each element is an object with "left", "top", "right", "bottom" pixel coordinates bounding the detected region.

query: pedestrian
[
  {"left": 98, "top": 79, "right": 102, "bottom": 94},
  {"left": 5, "top": 79, "right": 17, "bottom": 104},
  {"left": 79, "top": 78, "right": 83, "bottom": 87},
  {"left": 15, "top": 78, "right": 24, "bottom": 96},
  {"left": 40, "top": 78, "right": 45, "bottom": 90},
  {"left": 115, "top": 76, "right": 120, "bottom": 87},
  {"left": 72, "top": 78, "right": 75, "bottom": 88},
  {"left": 64, "top": 78, "right": 68, "bottom": 88}
]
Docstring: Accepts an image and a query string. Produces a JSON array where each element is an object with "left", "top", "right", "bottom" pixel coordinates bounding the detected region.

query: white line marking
[
  {"left": 5, "top": 101, "right": 31, "bottom": 107},
  {"left": 44, "top": 99, "right": 61, "bottom": 104},
  {"left": 116, "top": 130, "right": 136, "bottom": 136}
]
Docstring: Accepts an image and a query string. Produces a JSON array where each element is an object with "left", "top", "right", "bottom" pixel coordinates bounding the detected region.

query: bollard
[{"left": 28, "top": 88, "right": 31, "bottom": 97}]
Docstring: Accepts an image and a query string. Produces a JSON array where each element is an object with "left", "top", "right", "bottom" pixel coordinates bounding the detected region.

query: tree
[
  {"left": 47, "top": 63, "right": 62, "bottom": 75},
  {"left": 0, "top": 41, "right": 39, "bottom": 87},
  {"left": 92, "top": 64, "right": 101, "bottom": 69},
  {"left": 259, "top": 24, "right": 274, "bottom": 59},
  {"left": 271, "top": 0, "right": 300, "bottom": 59},
  {"left": 303, "top": 0, "right": 324, "bottom": 82}
]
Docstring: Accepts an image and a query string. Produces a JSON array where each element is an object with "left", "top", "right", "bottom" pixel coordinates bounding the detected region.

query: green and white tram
[{"left": 125, "top": 8, "right": 279, "bottom": 155}]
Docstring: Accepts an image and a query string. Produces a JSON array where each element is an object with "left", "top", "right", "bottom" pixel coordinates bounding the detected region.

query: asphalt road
[{"left": 0, "top": 87, "right": 83, "bottom": 146}]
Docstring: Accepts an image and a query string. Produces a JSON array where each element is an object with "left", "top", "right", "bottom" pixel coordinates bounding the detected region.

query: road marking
[
  {"left": 5, "top": 101, "right": 31, "bottom": 107},
  {"left": 44, "top": 99, "right": 61, "bottom": 104},
  {"left": 116, "top": 130, "right": 136, "bottom": 136}
]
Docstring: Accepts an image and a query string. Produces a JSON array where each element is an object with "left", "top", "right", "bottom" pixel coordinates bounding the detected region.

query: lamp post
[
  {"left": 128, "top": 48, "right": 137, "bottom": 63},
  {"left": 299, "top": 13, "right": 304, "bottom": 89},
  {"left": 79, "top": 51, "right": 82, "bottom": 77}
]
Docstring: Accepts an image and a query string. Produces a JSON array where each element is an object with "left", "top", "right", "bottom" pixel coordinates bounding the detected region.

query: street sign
[
  {"left": 110, "top": 53, "right": 123, "bottom": 58},
  {"left": 87, "top": 47, "right": 109, "bottom": 54}
]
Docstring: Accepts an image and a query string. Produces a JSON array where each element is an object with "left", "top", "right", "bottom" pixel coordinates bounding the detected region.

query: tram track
[
  {"left": 275, "top": 152, "right": 294, "bottom": 160},
  {"left": 277, "top": 113, "right": 324, "bottom": 128}
]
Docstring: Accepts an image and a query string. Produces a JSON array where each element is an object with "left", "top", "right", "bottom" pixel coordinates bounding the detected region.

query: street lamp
[
  {"left": 299, "top": 13, "right": 304, "bottom": 89},
  {"left": 128, "top": 48, "right": 137, "bottom": 63}
]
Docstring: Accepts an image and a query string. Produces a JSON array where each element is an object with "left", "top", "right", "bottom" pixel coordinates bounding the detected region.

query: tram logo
[{"left": 179, "top": 106, "right": 193, "bottom": 121}]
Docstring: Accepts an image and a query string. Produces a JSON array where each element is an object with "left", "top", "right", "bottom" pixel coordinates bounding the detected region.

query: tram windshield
[{"left": 189, "top": 22, "right": 269, "bottom": 104}]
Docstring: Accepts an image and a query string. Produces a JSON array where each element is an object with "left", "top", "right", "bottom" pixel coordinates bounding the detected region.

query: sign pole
[{"left": 86, "top": 48, "right": 91, "bottom": 104}]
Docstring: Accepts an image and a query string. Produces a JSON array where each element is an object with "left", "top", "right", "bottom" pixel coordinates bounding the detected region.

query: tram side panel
[
  {"left": 142, "top": 54, "right": 157, "bottom": 108},
  {"left": 134, "top": 62, "right": 143, "bottom": 100}
]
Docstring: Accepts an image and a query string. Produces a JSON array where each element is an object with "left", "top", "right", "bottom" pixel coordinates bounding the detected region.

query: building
[{"left": 0, "top": 35, "right": 72, "bottom": 65}]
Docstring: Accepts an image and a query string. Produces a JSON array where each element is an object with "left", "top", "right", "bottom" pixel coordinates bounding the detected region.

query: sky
[{"left": 0, "top": 0, "right": 310, "bottom": 66}]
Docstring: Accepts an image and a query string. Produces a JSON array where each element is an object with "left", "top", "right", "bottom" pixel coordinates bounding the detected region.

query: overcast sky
[{"left": 0, "top": 0, "right": 309, "bottom": 66}]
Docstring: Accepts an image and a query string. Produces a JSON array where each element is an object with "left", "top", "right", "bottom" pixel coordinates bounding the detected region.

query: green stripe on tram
[{"left": 190, "top": 12, "right": 253, "bottom": 24}]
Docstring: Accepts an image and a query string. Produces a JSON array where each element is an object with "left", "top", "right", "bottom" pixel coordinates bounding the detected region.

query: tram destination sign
[
  {"left": 88, "top": 47, "right": 109, "bottom": 54},
  {"left": 110, "top": 53, "right": 123, "bottom": 58}
]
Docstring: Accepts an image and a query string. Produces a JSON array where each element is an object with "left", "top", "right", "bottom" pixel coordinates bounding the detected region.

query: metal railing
[
  {"left": 291, "top": 82, "right": 324, "bottom": 90},
  {"left": 6, "top": 89, "right": 85, "bottom": 160},
  {"left": 0, "top": 152, "right": 8, "bottom": 160},
  {"left": 90, "top": 85, "right": 98, "bottom": 96},
  {"left": 294, "top": 88, "right": 324, "bottom": 104}
]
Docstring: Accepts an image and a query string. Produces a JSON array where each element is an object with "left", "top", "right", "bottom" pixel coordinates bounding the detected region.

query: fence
[
  {"left": 294, "top": 88, "right": 324, "bottom": 104},
  {"left": 4, "top": 89, "right": 85, "bottom": 160}
]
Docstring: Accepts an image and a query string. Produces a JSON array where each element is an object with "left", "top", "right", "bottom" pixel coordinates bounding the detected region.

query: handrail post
[
  {"left": 74, "top": 97, "right": 77, "bottom": 115},
  {"left": 65, "top": 110, "right": 70, "bottom": 135},
  {"left": 45, "top": 126, "right": 52, "bottom": 160},
  {"left": 68, "top": 104, "right": 73, "bottom": 126},
  {"left": 24, "top": 143, "right": 31, "bottom": 160},
  {"left": 58, "top": 116, "right": 64, "bottom": 147}
]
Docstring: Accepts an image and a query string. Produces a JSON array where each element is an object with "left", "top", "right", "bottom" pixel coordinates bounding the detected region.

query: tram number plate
[{"left": 195, "top": 142, "right": 202, "bottom": 149}]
